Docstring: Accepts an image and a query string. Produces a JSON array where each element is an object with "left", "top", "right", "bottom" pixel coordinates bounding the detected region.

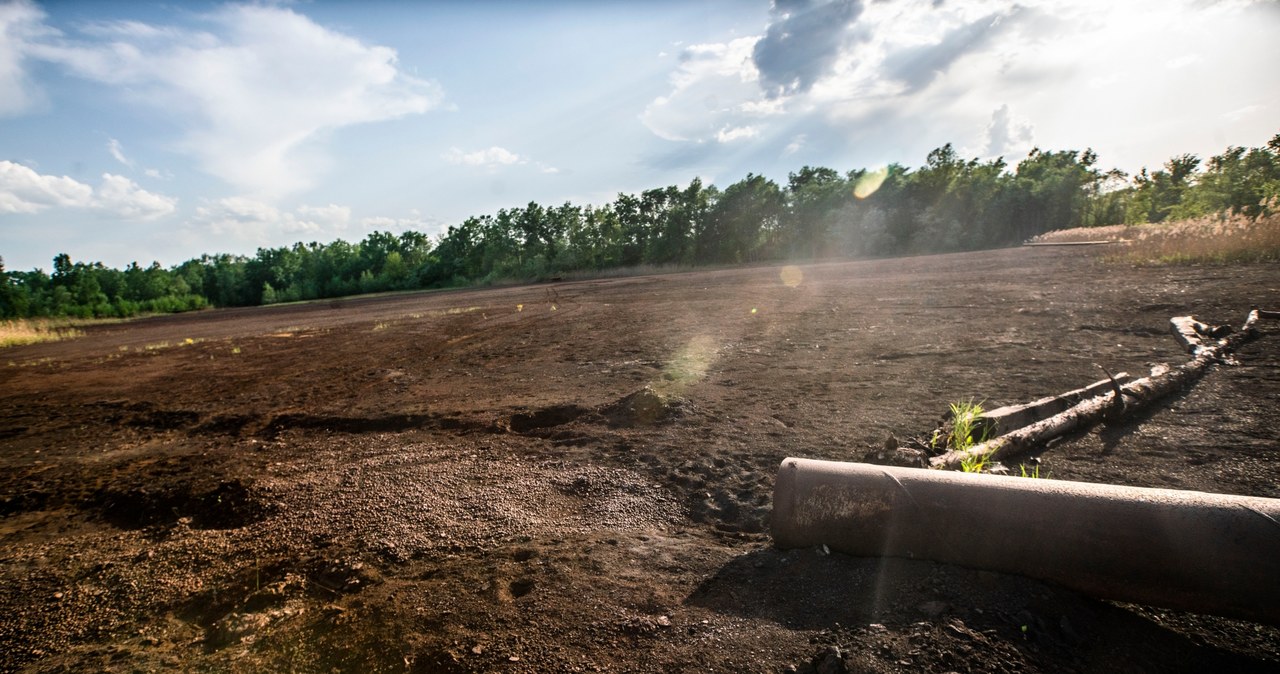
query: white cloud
[
  {"left": 192, "top": 197, "right": 354, "bottom": 242},
  {"left": 189, "top": 199, "right": 422, "bottom": 250},
  {"left": 640, "top": 36, "right": 763, "bottom": 143},
  {"left": 642, "top": 0, "right": 1280, "bottom": 174},
  {"left": 443, "top": 146, "right": 561, "bottom": 174},
  {"left": 296, "top": 203, "right": 351, "bottom": 229},
  {"left": 716, "top": 125, "right": 760, "bottom": 143},
  {"left": 107, "top": 138, "right": 133, "bottom": 168},
  {"left": 982, "top": 104, "right": 1034, "bottom": 161},
  {"left": 25, "top": 4, "right": 444, "bottom": 197},
  {"left": 0, "top": 0, "right": 47, "bottom": 117},
  {"left": 443, "top": 146, "right": 525, "bottom": 168},
  {"left": 0, "top": 160, "right": 175, "bottom": 218},
  {"left": 0, "top": 160, "right": 93, "bottom": 213},
  {"left": 359, "top": 212, "right": 442, "bottom": 235},
  {"left": 784, "top": 134, "right": 806, "bottom": 155},
  {"left": 94, "top": 173, "right": 177, "bottom": 219}
]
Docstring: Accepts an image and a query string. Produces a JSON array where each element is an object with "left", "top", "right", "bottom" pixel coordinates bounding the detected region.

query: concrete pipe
[{"left": 772, "top": 458, "right": 1280, "bottom": 624}]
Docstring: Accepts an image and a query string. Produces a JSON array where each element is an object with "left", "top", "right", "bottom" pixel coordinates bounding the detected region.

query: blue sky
[{"left": 2, "top": 0, "right": 1278, "bottom": 272}]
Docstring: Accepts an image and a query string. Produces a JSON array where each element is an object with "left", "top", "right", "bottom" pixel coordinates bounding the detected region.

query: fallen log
[
  {"left": 1022, "top": 240, "right": 1120, "bottom": 247},
  {"left": 772, "top": 458, "right": 1280, "bottom": 624},
  {"left": 932, "top": 310, "right": 1262, "bottom": 470},
  {"left": 968, "top": 373, "right": 1131, "bottom": 439}
]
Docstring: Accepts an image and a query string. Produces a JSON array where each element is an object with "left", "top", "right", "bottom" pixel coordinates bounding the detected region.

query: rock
[
  {"left": 861, "top": 446, "right": 927, "bottom": 468},
  {"left": 814, "top": 646, "right": 846, "bottom": 674}
]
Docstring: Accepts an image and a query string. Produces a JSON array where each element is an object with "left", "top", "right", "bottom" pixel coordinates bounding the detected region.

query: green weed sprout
[{"left": 948, "top": 399, "right": 991, "bottom": 473}]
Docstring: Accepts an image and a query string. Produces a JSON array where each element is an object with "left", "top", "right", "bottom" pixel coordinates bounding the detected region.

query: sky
[{"left": 1, "top": 0, "right": 1278, "bottom": 272}]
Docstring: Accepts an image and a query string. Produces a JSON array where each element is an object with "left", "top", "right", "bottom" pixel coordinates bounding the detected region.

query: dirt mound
[{"left": 600, "top": 386, "right": 688, "bottom": 427}]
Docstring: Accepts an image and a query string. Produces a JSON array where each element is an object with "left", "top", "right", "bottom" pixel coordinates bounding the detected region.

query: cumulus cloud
[
  {"left": 642, "top": 0, "right": 1280, "bottom": 174},
  {"left": 752, "top": 0, "right": 864, "bottom": 97},
  {"left": 640, "top": 36, "right": 766, "bottom": 143},
  {"left": 983, "top": 104, "right": 1034, "bottom": 160},
  {"left": 25, "top": 4, "right": 443, "bottom": 197},
  {"left": 94, "top": 173, "right": 178, "bottom": 219},
  {"left": 0, "top": 160, "right": 92, "bottom": 213},
  {"left": 0, "top": 160, "right": 175, "bottom": 218}
]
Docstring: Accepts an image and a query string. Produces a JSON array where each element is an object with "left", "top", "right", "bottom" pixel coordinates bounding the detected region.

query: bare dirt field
[{"left": 2, "top": 246, "right": 1278, "bottom": 673}]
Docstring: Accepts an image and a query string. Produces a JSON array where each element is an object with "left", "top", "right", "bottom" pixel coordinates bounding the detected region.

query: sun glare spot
[
  {"left": 853, "top": 166, "right": 889, "bottom": 199},
  {"left": 780, "top": 265, "right": 803, "bottom": 287}
]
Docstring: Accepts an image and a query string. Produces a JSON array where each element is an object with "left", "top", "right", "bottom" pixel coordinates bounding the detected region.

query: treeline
[{"left": 3, "top": 135, "right": 1278, "bottom": 319}]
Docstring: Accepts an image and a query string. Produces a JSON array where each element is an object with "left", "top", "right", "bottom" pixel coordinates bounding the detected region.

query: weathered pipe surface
[{"left": 772, "top": 458, "right": 1280, "bottom": 625}]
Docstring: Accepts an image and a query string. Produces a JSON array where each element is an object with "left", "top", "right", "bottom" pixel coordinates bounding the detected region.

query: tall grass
[
  {"left": 1029, "top": 210, "right": 1280, "bottom": 265},
  {"left": 0, "top": 319, "right": 85, "bottom": 347}
]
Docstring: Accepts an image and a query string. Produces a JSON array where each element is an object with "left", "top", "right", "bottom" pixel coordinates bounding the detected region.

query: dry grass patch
[
  {"left": 1030, "top": 211, "right": 1280, "bottom": 265},
  {"left": 0, "top": 319, "right": 85, "bottom": 348}
]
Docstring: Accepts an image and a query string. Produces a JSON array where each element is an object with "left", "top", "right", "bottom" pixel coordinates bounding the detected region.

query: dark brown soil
[{"left": 2, "top": 246, "right": 1278, "bottom": 673}]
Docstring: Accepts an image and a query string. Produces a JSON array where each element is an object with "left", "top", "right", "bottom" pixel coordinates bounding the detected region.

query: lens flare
[
  {"left": 780, "top": 265, "right": 803, "bottom": 287},
  {"left": 853, "top": 166, "right": 888, "bottom": 199},
  {"left": 659, "top": 334, "right": 718, "bottom": 392}
]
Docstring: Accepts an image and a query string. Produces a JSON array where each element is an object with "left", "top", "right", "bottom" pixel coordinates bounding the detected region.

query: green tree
[{"left": 701, "top": 173, "right": 784, "bottom": 263}]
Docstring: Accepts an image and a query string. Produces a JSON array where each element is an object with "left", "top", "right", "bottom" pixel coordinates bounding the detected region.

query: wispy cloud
[
  {"left": 444, "top": 146, "right": 525, "bottom": 168},
  {"left": 442, "top": 146, "right": 557, "bottom": 174},
  {"left": 23, "top": 4, "right": 444, "bottom": 198},
  {"left": 190, "top": 197, "right": 353, "bottom": 243},
  {"left": 0, "top": 0, "right": 48, "bottom": 117},
  {"left": 359, "top": 210, "right": 444, "bottom": 235},
  {"left": 107, "top": 138, "right": 133, "bottom": 168},
  {"left": 716, "top": 125, "right": 760, "bottom": 143},
  {"left": 784, "top": 133, "right": 806, "bottom": 155},
  {"left": 0, "top": 160, "right": 175, "bottom": 219}
]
